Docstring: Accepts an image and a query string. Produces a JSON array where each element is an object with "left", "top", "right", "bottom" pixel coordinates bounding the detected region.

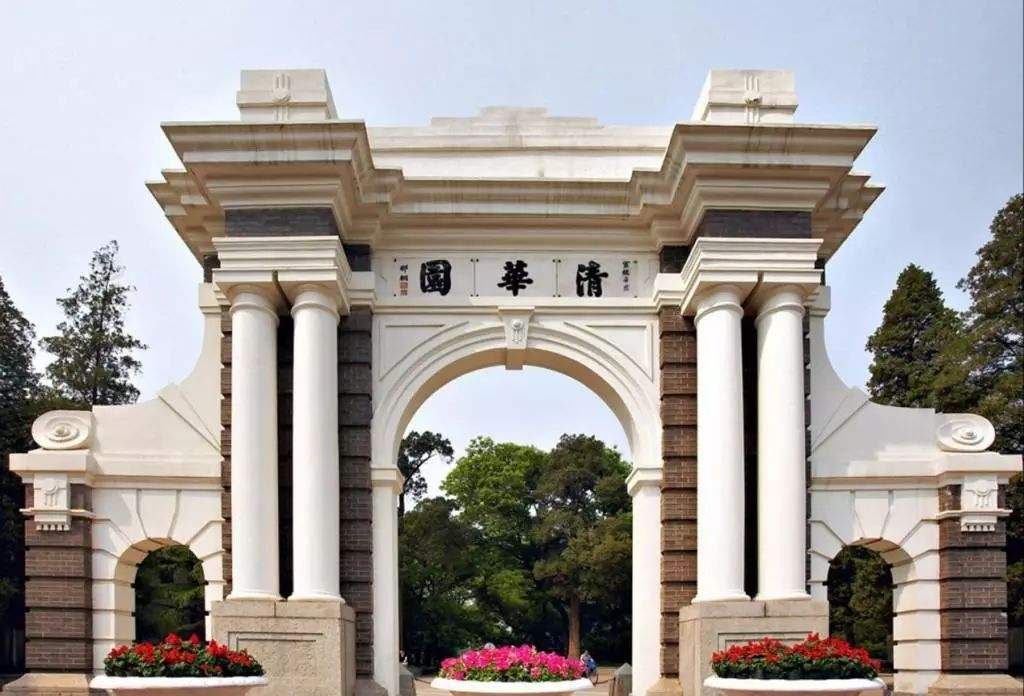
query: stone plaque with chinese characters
[{"left": 382, "top": 253, "right": 656, "bottom": 301}]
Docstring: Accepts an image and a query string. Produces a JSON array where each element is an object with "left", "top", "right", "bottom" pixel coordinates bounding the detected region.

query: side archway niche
[{"left": 91, "top": 487, "right": 225, "bottom": 669}]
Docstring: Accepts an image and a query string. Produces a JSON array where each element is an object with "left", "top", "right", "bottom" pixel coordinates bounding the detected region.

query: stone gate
[{"left": 7, "top": 68, "right": 1020, "bottom": 696}]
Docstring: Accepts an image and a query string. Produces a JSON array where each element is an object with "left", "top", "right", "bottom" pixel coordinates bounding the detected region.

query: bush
[
  {"left": 103, "top": 633, "right": 263, "bottom": 677},
  {"left": 711, "top": 634, "right": 880, "bottom": 680},
  {"left": 439, "top": 645, "right": 585, "bottom": 682}
]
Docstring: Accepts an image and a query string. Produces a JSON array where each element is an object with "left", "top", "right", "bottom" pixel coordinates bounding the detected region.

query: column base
[
  {"left": 926, "top": 674, "right": 1022, "bottom": 696},
  {"left": 211, "top": 598, "right": 356, "bottom": 696},
  {"left": 678, "top": 599, "right": 828, "bottom": 696},
  {"left": 645, "top": 677, "right": 683, "bottom": 696},
  {"left": 2, "top": 673, "right": 93, "bottom": 695}
]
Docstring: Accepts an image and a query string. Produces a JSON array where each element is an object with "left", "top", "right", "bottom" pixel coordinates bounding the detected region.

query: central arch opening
[{"left": 396, "top": 365, "right": 634, "bottom": 677}]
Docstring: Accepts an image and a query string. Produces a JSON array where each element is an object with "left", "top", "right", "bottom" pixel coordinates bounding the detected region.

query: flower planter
[
  {"left": 704, "top": 675, "right": 885, "bottom": 696},
  {"left": 90, "top": 675, "right": 268, "bottom": 696},
  {"left": 432, "top": 677, "right": 594, "bottom": 696}
]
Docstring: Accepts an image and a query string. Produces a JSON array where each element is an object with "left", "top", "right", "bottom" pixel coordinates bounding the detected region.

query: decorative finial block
[
  {"left": 237, "top": 69, "right": 338, "bottom": 122},
  {"left": 691, "top": 69, "right": 797, "bottom": 124}
]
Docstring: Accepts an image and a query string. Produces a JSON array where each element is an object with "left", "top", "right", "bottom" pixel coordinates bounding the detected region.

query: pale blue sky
[{"left": 1, "top": 2, "right": 1021, "bottom": 491}]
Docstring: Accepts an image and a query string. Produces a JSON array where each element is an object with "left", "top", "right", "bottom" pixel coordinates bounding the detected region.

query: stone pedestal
[
  {"left": 925, "top": 674, "right": 1022, "bottom": 695},
  {"left": 1, "top": 673, "right": 94, "bottom": 695},
  {"left": 211, "top": 598, "right": 356, "bottom": 696},
  {"left": 678, "top": 600, "right": 828, "bottom": 696}
]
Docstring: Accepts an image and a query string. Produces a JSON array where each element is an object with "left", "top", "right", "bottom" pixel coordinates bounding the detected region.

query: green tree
[
  {"left": 532, "top": 434, "right": 631, "bottom": 658},
  {"left": 934, "top": 194, "right": 1024, "bottom": 627},
  {"left": 827, "top": 546, "right": 893, "bottom": 666},
  {"left": 442, "top": 438, "right": 552, "bottom": 643},
  {"left": 41, "top": 241, "right": 146, "bottom": 406},
  {"left": 866, "top": 264, "right": 962, "bottom": 407},
  {"left": 400, "top": 497, "right": 494, "bottom": 666},
  {"left": 0, "top": 276, "right": 39, "bottom": 635},
  {"left": 134, "top": 545, "right": 206, "bottom": 642},
  {"left": 397, "top": 431, "right": 454, "bottom": 518},
  {"left": 937, "top": 194, "right": 1023, "bottom": 453}
]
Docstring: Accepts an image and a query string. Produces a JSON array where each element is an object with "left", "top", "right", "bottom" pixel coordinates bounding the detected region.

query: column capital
[
  {"left": 677, "top": 237, "right": 823, "bottom": 316},
  {"left": 212, "top": 235, "right": 355, "bottom": 314},
  {"left": 371, "top": 467, "right": 405, "bottom": 493},
  {"left": 626, "top": 466, "right": 662, "bottom": 495},
  {"left": 291, "top": 284, "right": 341, "bottom": 321}
]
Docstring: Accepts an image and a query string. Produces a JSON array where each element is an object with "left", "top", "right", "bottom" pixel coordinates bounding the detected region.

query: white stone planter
[
  {"left": 704, "top": 676, "right": 885, "bottom": 696},
  {"left": 431, "top": 677, "right": 594, "bottom": 696},
  {"left": 90, "top": 675, "right": 268, "bottom": 696}
]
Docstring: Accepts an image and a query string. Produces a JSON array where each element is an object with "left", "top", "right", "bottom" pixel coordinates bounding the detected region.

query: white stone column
[
  {"left": 372, "top": 469, "right": 402, "bottom": 696},
  {"left": 291, "top": 285, "right": 342, "bottom": 601},
  {"left": 228, "top": 288, "right": 281, "bottom": 600},
  {"left": 755, "top": 286, "right": 810, "bottom": 601},
  {"left": 692, "top": 285, "right": 749, "bottom": 603},
  {"left": 626, "top": 468, "right": 661, "bottom": 696}
]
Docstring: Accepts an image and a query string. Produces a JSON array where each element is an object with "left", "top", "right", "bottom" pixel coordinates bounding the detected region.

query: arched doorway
[
  {"left": 397, "top": 365, "right": 634, "bottom": 670},
  {"left": 372, "top": 314, "right": 662, "bottom": 696}
]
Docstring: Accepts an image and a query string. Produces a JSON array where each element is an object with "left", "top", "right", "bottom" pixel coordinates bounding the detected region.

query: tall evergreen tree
[
  {"left": 0, "top": 276, "right": 38, "bottom": 652},
  {"left": 937, "top": 194, "right": 1023, "bottom": 453},
  {"left": 41, "top": 241, "right": 147, "bottom": 406},
  {"left": 935, "top": 194, "right": 1023, "bottom": 628},
  {"left": 532, "top": 434, "right": 631, "bottom": 658},
  {"left": 865, "top": 264, "right": 962, "bottom": 407}
]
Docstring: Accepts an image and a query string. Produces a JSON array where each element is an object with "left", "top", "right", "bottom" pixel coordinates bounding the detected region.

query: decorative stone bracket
[
  {"left": 936, "top": 473, "right": 1012, "bottom": 533},
  {"left": 12, "top": 410, "right": 97, "bottom": 532}
]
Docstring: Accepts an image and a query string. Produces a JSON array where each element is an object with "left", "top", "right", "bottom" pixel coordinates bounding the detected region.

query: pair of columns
[
  {"left": 693, "top": 283, "right": 810, "bottom": 603},
  {"left": 228, "top": 284, "right": 343, "bottom": 602}
]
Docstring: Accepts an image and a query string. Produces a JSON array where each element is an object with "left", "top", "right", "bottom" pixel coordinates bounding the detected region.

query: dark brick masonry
[
  {"left": 658, "top": 305, "right": 698, "bottom": 679},
  {"left": 937, "top": 484, "right": 1010, "bottom": 673},
  {"left": 695, "top": 210, "right": 812, "bottom": 239},
  {"left": 338, "top": 307, "right": 375, "bottom": 677},
  {"left": 225, "top": 207, "right": 340, "bottom": 238},
  {"left": 658, "top": 233, "right": 698, "bottom": 681},
  {"left": 22, "top": 487, "right": 93, "bottom": 672}
]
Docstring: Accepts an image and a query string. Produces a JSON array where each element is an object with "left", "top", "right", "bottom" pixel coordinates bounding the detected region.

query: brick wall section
[
  {"left": 339, "top": 307, "right": 375, "bottom": 677},
  {"left": 225, "top": 207, "right": 340, "bottom": 237},
  {"left": 937, "top": 483, "right": 1009, "bottom": 672},
  {"left": 220, "top": 308, "right": 234, "bottom": 594},
  {"left": 659, "top": 305, "right": 697, "bottom": 678},
  {"left": 695, "top": 210, "right": 812, "bottom": 239},
  {"left": 22, "top": 493, "right": 92, "bottom": 673}
]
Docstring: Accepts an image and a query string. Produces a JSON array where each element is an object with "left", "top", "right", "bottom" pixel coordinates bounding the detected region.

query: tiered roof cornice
[{"left": 148, "top": 118, "right": 882, "bottom": 260}]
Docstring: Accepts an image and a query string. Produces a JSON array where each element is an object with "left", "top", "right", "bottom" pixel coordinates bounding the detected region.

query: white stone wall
[
  {"left": 12, "top": 283, "right": 226, "bottom": 673},
  {"left": 807, "top": 287, "right": 1020, "bottom": 695}
]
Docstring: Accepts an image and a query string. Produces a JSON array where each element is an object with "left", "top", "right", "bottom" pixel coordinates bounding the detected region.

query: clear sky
[{"left": 1, "top": 1, "right": 1021, "bottom": 492}]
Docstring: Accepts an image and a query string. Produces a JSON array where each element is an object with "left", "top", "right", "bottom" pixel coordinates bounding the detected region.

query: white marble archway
[{"left": 371, "top": 308, "right": 663, "bottom": 696}]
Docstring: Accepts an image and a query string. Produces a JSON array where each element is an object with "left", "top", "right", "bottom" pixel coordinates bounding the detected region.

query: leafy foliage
[
  {"left": 41, "top": 241, "right": 146, "bottom": 406},
  {"left": 533, "top": 435, "right": 631, "bottom": 658},
  {"left": 104, "top": 633, "right": 262, "bottom": 677},
  {"left": 866, "top": 264, "right": 961, "bottom": 407},
  {"left": 827, "top": 547, "right": 893, "bottom": 666},
  {"left": 0, "top": 276, "right": 38, "bottom": 624},
  {"left": 438, "top": 645, "right": 585, "bottom": 682},
  {"left": 934, "top": 193, "right": 1023, "bottom": 454},
  {"left": 400, "top": 435, "right": 632, "bottom": 667},
  {"left": 134, "top": 546, "right": 206, "bottom": 643},
  {"left": 711, "top": 634, "right": 880, "bottom": 680},
  {"left": 397, "top": 431, "right": 454, "bottom": 518}
]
